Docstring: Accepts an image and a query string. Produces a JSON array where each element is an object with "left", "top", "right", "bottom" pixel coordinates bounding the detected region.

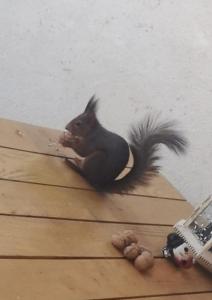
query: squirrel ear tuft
[{"left": 84, "top": 95, "right": 99, "bottom": 113}]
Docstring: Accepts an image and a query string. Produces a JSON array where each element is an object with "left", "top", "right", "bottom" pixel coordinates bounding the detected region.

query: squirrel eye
[{"left": 75, "top": 121, "right": 81, "bottom": 126}]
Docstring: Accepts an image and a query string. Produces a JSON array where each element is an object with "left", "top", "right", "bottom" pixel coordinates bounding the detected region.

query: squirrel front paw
[{"left": 59, "top": 132, "right": 72, "bottom": 147}]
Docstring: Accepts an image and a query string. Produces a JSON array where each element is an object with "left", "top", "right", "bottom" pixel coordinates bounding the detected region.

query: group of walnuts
[{"left": 111, "top": 230, "right": 154, "bottom": 272}]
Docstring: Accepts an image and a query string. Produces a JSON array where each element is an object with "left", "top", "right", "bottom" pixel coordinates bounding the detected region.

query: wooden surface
[
  {"left": 0, "top": 118, "right": 211, "bottom": 300},
  {"left": 122, "top": 294, "right": 212, "bottom": 300}
]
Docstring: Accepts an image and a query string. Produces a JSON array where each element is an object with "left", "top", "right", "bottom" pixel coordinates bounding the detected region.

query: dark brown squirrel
[{"left": 59, "top": 95, "right": 187, "bottom": 193}]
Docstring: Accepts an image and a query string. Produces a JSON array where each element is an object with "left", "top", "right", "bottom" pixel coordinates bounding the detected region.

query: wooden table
[{"left": 0, "top": 118, "right": 211, "bottom": 300}]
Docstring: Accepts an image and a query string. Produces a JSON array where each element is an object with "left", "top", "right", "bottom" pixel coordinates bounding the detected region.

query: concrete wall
[{"left": 0, "top": 0, "right": 211, "bottom": 206}]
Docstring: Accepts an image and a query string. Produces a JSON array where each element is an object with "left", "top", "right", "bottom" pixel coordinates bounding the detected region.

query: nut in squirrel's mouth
[
  {"left": 64, "top": 129, "right": 71, "bottom": 133},
  {"left": 64, "top": 130, "right": 80, "bottom": 139},
  {"left": 64, "top": 129, "right": 73, "bottom": 138}
]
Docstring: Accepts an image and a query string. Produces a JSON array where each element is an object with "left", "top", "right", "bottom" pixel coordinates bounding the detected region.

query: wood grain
[
  {"left": 121, "top": 293, "right": 212, "bottom": 300},
  {"left": 0, "top": 181, "right": 191, "bottom": 225},
  {"left": 0, "top": 118, "right": 184, "bottom": 200},
  {"left": 0, "top": 118, "right": 72, "bottom": 157},
  {"left": 0, "top": 259, "right": 211, "bottom": 300},
  {"left": 0, "top": 119, "right": 210, "bottom": 300},
  {"left": 0, "top": 147, "right": 184, "bottom": 199},
  {"left": 0, "top": 215, "right": 170, "bottom": 257}
]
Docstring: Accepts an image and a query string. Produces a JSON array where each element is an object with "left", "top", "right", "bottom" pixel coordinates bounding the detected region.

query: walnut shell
[
  {"left": 123, "top": 243, "right": 141, "bottom": 260},
  {"left": 112, "top": 230, "right": 138, "bottom": 251},
  {"left": 111, "top": 234, "right": 126, "bottom": 250},
  {"left": 134, "top": 251, "right": 154, "bottom": 272},
  {"left": 137, "top": 244, "right": 151, "bottom": 254},
  {"left": 122, "top": 230, "right": 138, "bottom": 245}
]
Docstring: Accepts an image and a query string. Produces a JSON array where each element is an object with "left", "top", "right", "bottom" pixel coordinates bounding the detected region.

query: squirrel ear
[{"left": 84, "top": 95, "right": 99, "bottom": 114}]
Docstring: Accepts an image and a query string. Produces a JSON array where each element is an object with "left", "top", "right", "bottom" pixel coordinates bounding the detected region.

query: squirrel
[{"left": 59, "top": 95, "right": 187, "bottom": 193}]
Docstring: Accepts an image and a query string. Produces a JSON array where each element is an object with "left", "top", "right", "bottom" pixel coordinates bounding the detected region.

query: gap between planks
[
  {"left": 0, "top": 259, "right": 210, "bottom": 300},
  {"left": 0, "top": 256, "right": 162, "bottom": 260},
  {"left": 0, "top": 117, "right": 185, "bottom": 200},
  {"left": 0, "top": 214, "right": 171, "bottom": 257},
  {"left": 0, "top": 142, "right": 184, "bottom": 201},
  {"left": 0, "top": 212, "right": 174, "bottom": 227},
  {"left": 91, "top": 291, "right": 212, "bottom": 300},
  {"left": 0, "top": 180, "right": 191, "bottom": 226},
  {"left": 0, "top": 177, "right": 185, "bottom": 201},
  {"left": 0, "top": 145, "right": 184, "bottom": 200}
]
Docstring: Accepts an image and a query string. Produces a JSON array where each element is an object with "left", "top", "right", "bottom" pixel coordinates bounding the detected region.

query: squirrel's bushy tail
[{"left": 103, "top": 116, "right": 187, "bottom": 193}]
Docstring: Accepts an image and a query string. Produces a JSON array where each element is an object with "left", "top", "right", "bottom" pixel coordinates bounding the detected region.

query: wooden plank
[
  {"left": 0, "top": 118, "right": 184, "bottom": 200},
  {"left": 0, "top": 147, "right": 184, "bottom": 199},
  {"left": 121, "top": 293, "right": 212, "bottom": 300},
  {"left": 0, "top": 259, "right": 211, "bottom": 300},
  {"left": 0, "top": 118, "right": 72, "bottom": 157},
  {"left": 0, "top": 215, "right": 170, "bottom": 257},
  {"left": 0, "top": 181, "right": 191, "bottom": 225}
]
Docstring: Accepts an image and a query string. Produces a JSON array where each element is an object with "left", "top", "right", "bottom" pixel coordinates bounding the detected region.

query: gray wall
[{"left": 0, "top": 0, "right": 211, "bottom": 206}]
